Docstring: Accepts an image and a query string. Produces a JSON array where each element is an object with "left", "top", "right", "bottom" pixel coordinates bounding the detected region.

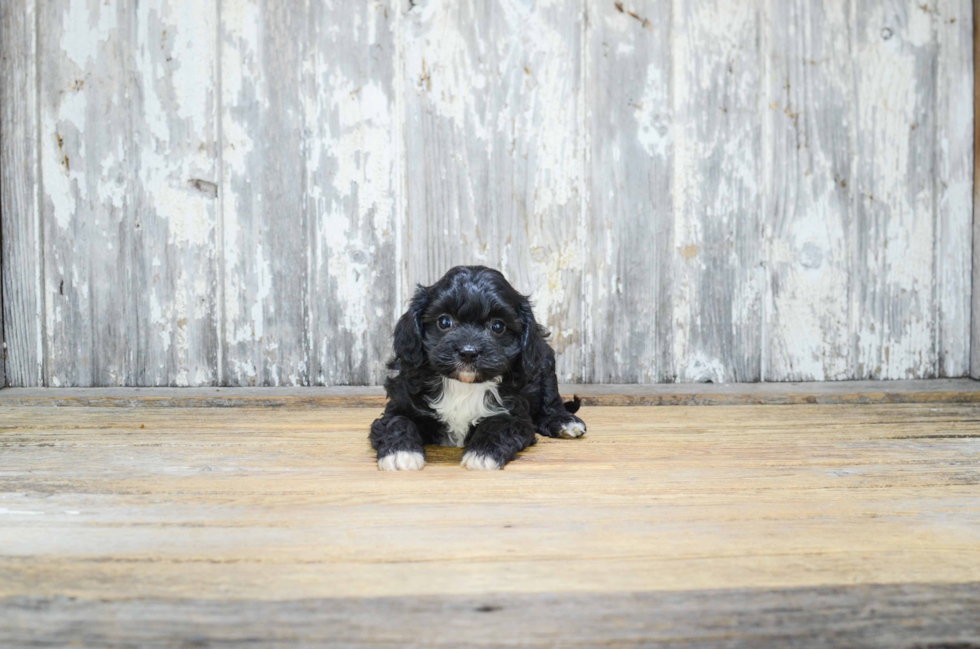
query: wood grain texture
[
  {"left": 769, "top": 0, "right": 974, "bottom": 382},
  {"left": 220, "top": 0, "right": 397, "bottom": 387},
  {"left": 401, "top": 0, "right": 587, "bottom": 381},
  {"left": 766, "top": 0, "right": 855, "bottom": 381},
  {"left": 304, "top": 0, "right": 399, "bottom": 386},
  {"left": 1, "top": 236, "right": 3, "bottom": 388},
  {"left": 973, "top": 0, "right": 980, "bottom": 380},
  {"left": 3, "top": 583, "right": 979, "bottom": 647},
  {"left": 0, "top": 0, "right": 42, "bottom": 387},
  {"left": 586, "top": 0, "right": 674, "bottom": 383},
  {"left": 1, "top": 378, "right": 979, "bottom": 407},
  {"left": 37, "top": 0, "right": 219, "bottom": 387},
  {"left": 0, "top": 0, "right": 976, "bottom": 386},
  {"left": 220, "top": 0, "right": 309, "bottom": 386},
  {"left": 936, "top": 0, "right": 974, "bottom": 378},
  {"left": 852, "top": 0, "right": 940, "bottom": 379},
  {"left": 671, "top": 0, "right": 765, "bottom": 383},
  {"left": 0, "top": 404, "right": 978, "bottom": 608}
]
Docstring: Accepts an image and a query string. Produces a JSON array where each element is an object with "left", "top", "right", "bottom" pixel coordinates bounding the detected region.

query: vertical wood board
[
  {"left": 1, "top": 0, "right": 42, "bottom": 387},
  {"left": 850, "top": 0, "right": 938, "bottom": 379},
  {"left": 586, "top": 0, "right": 674, "bottom": 383},
  {"left": 972, "top": 0, "right": 980, "bottom": 379},
  {"left": 220, "top": 0, "right": 398, "bottom": 386},
  {"left": 304, "top": 0, "right": 399, "bottom": 386},
  {"left": 935, "top": 0, "right": 973, "bottom": 378},
  {"left": 671, "top": 0, "right": 766, "bottom": 382},
  {"left": 765, "top": 0, "right": 855, "bottom": 381},
  {"left": 38, "top": 0, "right": 219, "bottom": 386},
  {"left": 221, "top": 0, "right": 309, "bottom": 386}
]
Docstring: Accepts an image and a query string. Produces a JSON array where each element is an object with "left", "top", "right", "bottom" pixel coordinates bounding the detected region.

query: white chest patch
[{"left": 427, "top": 377, "right": 508, "bottom": 447}]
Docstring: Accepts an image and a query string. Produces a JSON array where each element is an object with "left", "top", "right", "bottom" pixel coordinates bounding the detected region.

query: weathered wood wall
[
  {"left": 0, "top": 0, "right": 975, "bottom": 387},
  {"left": 973, "top": 0, "right": 980, "bottom": 380}
]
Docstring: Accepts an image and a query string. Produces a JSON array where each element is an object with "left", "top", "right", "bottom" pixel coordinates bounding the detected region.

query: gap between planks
[{"left": 0, "top": 379, "right": 978, "bottom": 408}]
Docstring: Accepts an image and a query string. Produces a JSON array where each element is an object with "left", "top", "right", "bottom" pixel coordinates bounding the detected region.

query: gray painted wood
[
  {"left": 220, "top": 0, "right": 308, "bottom": 386},
  {"left": 852, "top": 0, "right": 939, "bottom": 380},
  {"left": 2, "top": 583, "right": 979, "bottom": 648},
  {"left": 37, "top": 0, "right": 219, "bottom": 386},
  {"left": 401, "top": 0, "right": 587, "bottom": 381},
  {"left": 586, "top": 0, "right": 674, "bottom": 383},
  {"left": 220, "top": 0, "right": 397, "bottom": 387},
  {"left": 0, "top": 240, "right": 3, "bottom": 387},
  {"left": 303, "top": 0, "right": 399, "bottom": 387},
  {"left": 671, "top": 0, "right": 766, "bottom": 383},
  {"left": 0, "top": 0, "right": 42, "bottom": 387},
  {"left": 766, "top": 0, "right": 856, "bottom": 382},
  {"left": 768, "top": 0, "right": 974, "bottom": 381},
  {"left": 973, "top": 0, "right": 980, "bottom": 380},
  {"left": 0, "top": 0, "right": 975, "bottom": 386},
  {"left": 2, "top": 378, "right": 979, "bottom": 408},
  {"left": 936, "top": 0, "right": 974, "bottom": 378}
]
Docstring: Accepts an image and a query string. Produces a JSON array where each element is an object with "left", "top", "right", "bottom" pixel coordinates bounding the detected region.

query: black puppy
[{"left": 370, "top": 266, "right": 586, "bottom": 470}]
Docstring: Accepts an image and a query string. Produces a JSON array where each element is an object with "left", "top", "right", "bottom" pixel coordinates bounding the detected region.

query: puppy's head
[{"left": 392, "top": 266, "right": 542, "bottom": 383}]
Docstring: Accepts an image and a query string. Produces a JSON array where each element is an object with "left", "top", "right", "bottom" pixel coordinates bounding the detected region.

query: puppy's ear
[
  {"left": 392, "top": 285, "right": 429, "bottom": 368},
  {"left": 518, "top": 297, "right": 545, "bottom": 378}
]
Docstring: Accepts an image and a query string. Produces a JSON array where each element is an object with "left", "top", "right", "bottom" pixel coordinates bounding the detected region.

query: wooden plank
[
  {"left": 38, "top": 0, "right": 134, "bottom": 386},
  {"left": 0, "top": 228, "right": 3, "bottom": 388},
  {"left": 1, "top": 379, "right": 979, "bottom": 407},
  {"left": 585, "top": 0, "right": 673, "bottom": 383},
  {"left": 38, "top": 0, "right": 219, "bottom": 386},
  {"left": 936, "top": 0, "right": 974, "bottom": 377},
  {"left": 671, "top": 0, "right": 765, "bottom": 383},
  {"left": 220, "top": 0, "right": 397, "bottom": 387},
  {"left": 0, "top": 403, "right": 978, "bottom": 605},
  {"left": 400, "top": 0, "right": 586, "bottom": 381},
  {"left": 768, "top": 0, "right": 973, "bottom": 382},
  {"left": 132, "top": 0, "right": 220, "bottom": 387},
  {"left": 2, "top": 583, "right": 979, "bottom": 648},
  {"left": 973, "top": 0, "right": 980, "bottom": 380},
  {"left": 303, "top": 0, "right": 398, "bottom": 386},
  {"left": 0, "top": 0, "right": 42, "bottom": 387},
  {"left": 850, "top": 0, "right": 939, "bottom": 379},
  {"left": 220, "top": 0, "right": 308, "bottom": 386},
  {"left": 765, "top": 0, "right": 854, "bottom": 381}
]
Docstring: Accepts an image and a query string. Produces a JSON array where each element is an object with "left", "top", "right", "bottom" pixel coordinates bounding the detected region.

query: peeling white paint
[
  {"left": 635, "top": 64, "right": 671, "bottom": 159},
  {"left": 10, "top": 0, "right": 972, "bottom": 387},
  {"left": 61, "top": 0, "right": 116, "bottom": 68}
]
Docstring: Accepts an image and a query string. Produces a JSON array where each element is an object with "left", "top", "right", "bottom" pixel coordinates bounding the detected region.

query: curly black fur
[{"left": 370, "top": 266, "right": 585, "bottom": 470}]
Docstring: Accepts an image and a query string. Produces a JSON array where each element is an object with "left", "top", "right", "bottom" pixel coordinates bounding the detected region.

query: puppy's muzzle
[
  {"left": 456, "top": 345, "right": 480, "bottom": 383},
  {"left": 457, "top": 345, "right": 480, "bottom": 363}
]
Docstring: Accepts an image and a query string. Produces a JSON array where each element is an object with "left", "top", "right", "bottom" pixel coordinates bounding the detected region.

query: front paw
[
  {"left": 378, "top": 450, "right": 426, "bottom": 471},
  {"left": 540, "top": 414, "right": 587, "bottom": 439},
  {"left": 461, "top": 451, "right": 502, "bottom": 470}
]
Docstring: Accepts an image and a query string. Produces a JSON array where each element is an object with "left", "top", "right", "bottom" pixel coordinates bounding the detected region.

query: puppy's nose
[{"left": 457, "top": 345, "right": 480, "bottom": 363}]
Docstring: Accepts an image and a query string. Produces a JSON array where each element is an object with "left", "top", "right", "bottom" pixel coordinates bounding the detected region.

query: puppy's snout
[{"left": 457, "top": 345, "right": 481, "bottom": 363}]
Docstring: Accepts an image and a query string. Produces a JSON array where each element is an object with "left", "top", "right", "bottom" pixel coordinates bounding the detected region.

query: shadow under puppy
[{"left": 370, "top": 266, "right": 586, "bottom": 471}]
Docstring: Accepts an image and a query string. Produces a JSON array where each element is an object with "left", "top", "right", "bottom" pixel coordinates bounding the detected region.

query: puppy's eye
[
  {"left": 437, "top": 315, "right": 454, "bottom": 331},
  {"left": 489, "top": 320, "right": 506, "bottom": 335}
]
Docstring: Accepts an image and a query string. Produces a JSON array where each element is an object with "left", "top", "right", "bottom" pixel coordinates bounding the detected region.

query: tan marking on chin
[{"left": 457, "top": 371, "right": 477, "bottom": 383}]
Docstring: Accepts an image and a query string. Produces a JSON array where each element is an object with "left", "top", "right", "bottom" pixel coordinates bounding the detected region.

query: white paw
[
  {"left": 378, "top": 450, "right": 426, "bottom": 471},
  {"left": 558, "top": 420, "right": 586, "bottom": 439},
  {"left": 461, "top": 452, "right": 501, "bottom": 470}
]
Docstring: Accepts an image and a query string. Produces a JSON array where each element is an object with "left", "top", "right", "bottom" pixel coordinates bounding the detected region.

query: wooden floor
[{"left": 1, "top": 390, "right": 979, "bottom": 646}]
